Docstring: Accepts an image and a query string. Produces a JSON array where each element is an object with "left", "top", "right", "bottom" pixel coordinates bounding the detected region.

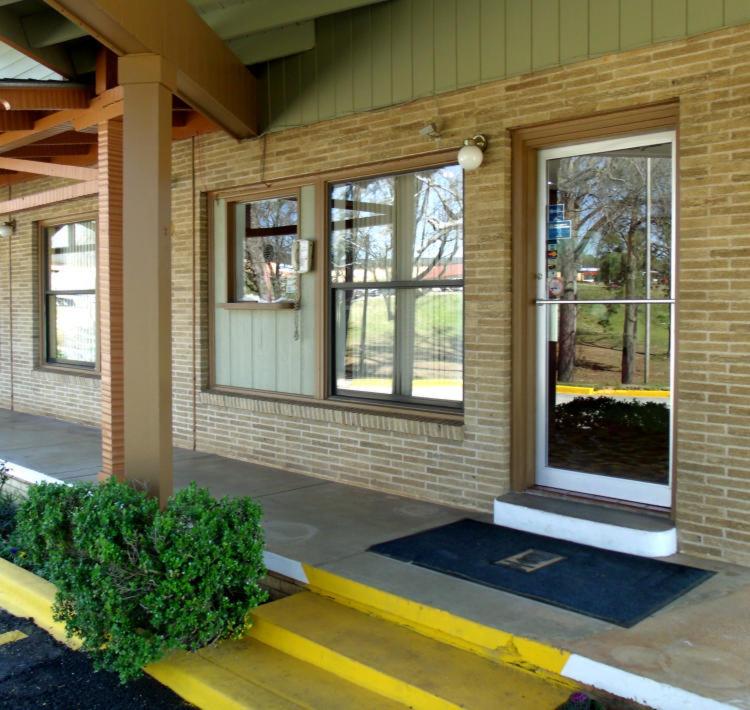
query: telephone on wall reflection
[{"left": 292, "top": 239, "right": 313, "bottom": 273}]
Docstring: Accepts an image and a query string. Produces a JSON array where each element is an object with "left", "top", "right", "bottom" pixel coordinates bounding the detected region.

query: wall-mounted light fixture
[
  {"left": 0, "top": 219, "right": 15, "bottom": 238},
  {"left": 457, "top": 134, "right": 488, "bottom": 171}
]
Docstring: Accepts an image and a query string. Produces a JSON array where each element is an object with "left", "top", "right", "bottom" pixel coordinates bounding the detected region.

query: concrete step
[
  {"left": 149, "top": 636, "right": 408, "bottom": 709},
  {"left": 494, "top": 492, "right": 677, "bottom": 557},
  {"left": 303, "top": 565, "right": 572, "bottom": 676},
  {"left": 249, "top": 591, "right": 573, "bottom": 710}
]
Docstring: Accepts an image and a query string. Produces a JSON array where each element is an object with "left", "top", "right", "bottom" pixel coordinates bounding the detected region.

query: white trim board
[
  {"left": 561, "top": 655, "right": 734, "bottom": 710},
  {"left": 493, "top": 498, "right": 677, "bottom": 557},
  {"left": 2, "top": 461, "right": 68, "bottom": 487}
]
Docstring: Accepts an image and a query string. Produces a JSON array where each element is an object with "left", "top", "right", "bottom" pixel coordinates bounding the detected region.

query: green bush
[
  {"left": 12, "top": 479, "right": 267, "bottom": 682},
  {"left": 554, "top": 396, "right": 669, "bottom": 435},
  {"left": 0, "top": 463, "right": 18, "bottom": 559}
]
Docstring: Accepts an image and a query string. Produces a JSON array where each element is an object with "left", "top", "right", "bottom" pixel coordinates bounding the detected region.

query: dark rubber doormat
[{"left": 369, "top": 519, "right": 714, "bottom": 627}]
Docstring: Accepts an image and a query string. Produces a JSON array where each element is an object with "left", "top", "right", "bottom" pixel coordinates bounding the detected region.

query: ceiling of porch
[{"left": 0, "top": 0, "right": 388, "bottom": 186}]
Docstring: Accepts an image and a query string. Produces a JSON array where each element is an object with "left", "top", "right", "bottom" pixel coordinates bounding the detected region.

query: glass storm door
[{"left": 535, "top": 132, "right": 675, "bottom": 507}]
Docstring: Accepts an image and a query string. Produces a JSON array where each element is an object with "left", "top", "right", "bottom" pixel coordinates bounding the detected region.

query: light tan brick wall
[
  {"left": 0, "top": 23, "right": 748, "bottom": 565},
  {"left": 169, "top": 23, "right": 750, "bottom": 565},
  {"left": 0, "top": 178, "right": 100, "bottom": 426}
]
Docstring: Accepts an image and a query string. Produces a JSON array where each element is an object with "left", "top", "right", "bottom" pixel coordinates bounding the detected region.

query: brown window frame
[
  {"left": 37, "top": 213, "right": 100, "bottom": 376},
  {"left": 509, "top": 101, "right": 679, "bottom": 508},
  {"left": 224, "top": 187, "right": 301, "bottom": 311},
  {"left": 206, "top": 148, "right": 465, "bottom": 424},
  {"left": 325, "top": 163, "right": 465, "bottom": 412}
]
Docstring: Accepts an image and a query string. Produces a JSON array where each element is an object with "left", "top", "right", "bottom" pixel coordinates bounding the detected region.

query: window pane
[
  {"left": 545, "top": 302, "right": 671, "bottom": 483},
  {"left": 48, "top": 293, "right": 96, "bottom": 364},
  {"left": 47, "top": 221, "right": 96, "bottom": 291},
  {"left": 408, "top": 287, "right": 463, "bottom": 401},
  {"left": 335, "top": 288, "right": 394, "bottom": 395},
  {"left": 239, "top": 197, "right": 298, "bottom": 303},
  {"left": 411, "top": 166, "right": 463, "bottom": 281},
  {"left": 330, "top": 177, "right": 394, "bottom": 284},
  {"left": 545, "top": 144, "right": 672, "bottom": 301}
]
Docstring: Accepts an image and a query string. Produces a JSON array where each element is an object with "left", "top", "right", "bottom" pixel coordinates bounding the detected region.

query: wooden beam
[
  {"left": 95, "top": 47, "right": 118, "bottom": 95},
  {"left": 199, "top": 0, "right": 387, "bottom": 39},
  {"left": 0, "top": 155, "right": 98, "bottom": 180},
  {"left": 0, "top": 111, "right": 45, "bottom": 130},
  {"left": 5, "top": 143, "right": 93, "bottom": 157},
  {"left": 0, "top": 179, "right": 98, "bottom": 212},
  {"left": 0, "top": 87, "right": 122, "bottom": 154},
  {"left": 34, "top": 130, "right": 98, "bottom": 145},
  {"left": 0, "top": 6, "right": 74, "bottom": 77},
  {"left": 227, "top": 20, "right": 315, "bottom": 65},
  {"left": 171, "top": 111, "right": 219, "bottom": 140},
  {"left": 0, "top": 84, "right": 90, "bottom": 110},
  {"left": 44, "top": 0, "right": 258, "bottom": 138}
]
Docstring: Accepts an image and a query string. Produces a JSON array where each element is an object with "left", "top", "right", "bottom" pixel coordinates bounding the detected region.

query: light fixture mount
[
  {"left": 457, "top": 134, "right": 488, "bottom": 171},
  {"left": 464, "top": 134, "right": 488, "bottom": 151},
  {"left": 0, "top": 218, "right": 15, "bottom": 238}
]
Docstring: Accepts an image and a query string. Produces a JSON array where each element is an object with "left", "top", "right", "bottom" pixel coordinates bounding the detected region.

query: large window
[
  {"left": 329, "top": 164, "right": 464, "bottom": 408},
  {"left": 42, "top": 219, "right": 97, "bottom": 369},
  {"left": 230, "top": 195, "right": 298, "bottom": 304}
]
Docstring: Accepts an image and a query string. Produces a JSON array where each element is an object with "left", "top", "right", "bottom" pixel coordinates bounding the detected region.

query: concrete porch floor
[{"left": 2, "top": 407, "right": 749, "bottom": 708}]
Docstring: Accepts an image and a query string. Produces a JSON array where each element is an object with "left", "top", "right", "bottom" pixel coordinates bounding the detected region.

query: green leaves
[{"left": 11, "top": 479, "right": 268, "bottom": 682}]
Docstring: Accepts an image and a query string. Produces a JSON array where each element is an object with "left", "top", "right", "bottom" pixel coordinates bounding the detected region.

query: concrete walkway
[{"left": 2, "top": 408, "right": 750, "bottom": 708}]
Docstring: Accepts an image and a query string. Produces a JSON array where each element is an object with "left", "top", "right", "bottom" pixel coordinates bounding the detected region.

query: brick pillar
[{"left": 98, "top": 118, "right": 125, "bottom": 480}]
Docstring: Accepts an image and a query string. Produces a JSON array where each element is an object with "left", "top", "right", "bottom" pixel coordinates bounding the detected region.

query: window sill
[
  {"left": 35, "top": 364, "right": 100, "bottom": 379},
  {"left": 201, "top": 387, "right": 464, "bottom": 439},
  {"left": 219, "top": 302, "right": 295, "bottom": 311}
]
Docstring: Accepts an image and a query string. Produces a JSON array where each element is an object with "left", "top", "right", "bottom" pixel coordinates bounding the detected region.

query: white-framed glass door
[{"left": 535, "top": 131, "right": 676, "bottom": 508}]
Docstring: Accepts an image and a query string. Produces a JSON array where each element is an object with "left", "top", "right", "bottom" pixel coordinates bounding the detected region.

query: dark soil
[{"left": 0, "top": 609, "right": 194, "bottom": 710}]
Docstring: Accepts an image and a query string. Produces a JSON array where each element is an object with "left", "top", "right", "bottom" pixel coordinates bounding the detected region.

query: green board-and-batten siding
[{"left": 258, "top": 0, "right": 750, "bottom": 130}]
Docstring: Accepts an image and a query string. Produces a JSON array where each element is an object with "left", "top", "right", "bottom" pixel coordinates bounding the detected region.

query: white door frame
[{"left": 534, "top": 131, "right": 676, "bottom": 508}]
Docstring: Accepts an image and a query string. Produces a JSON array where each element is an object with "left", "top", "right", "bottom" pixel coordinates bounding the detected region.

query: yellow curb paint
[
  {"left": 0, "top": 629, "right": 27, "bottom": 645},
  {"left": 303, "top": 565, "right": 572, "bottom": 678},
  {"left": 555, "top": 385, "right": 669, "bottom": 398},
  {"left": 0, "top": 558, "right": 79, "bottom": 650},
  {"left": 250, "top": 613, "right": 459, "bottom": 709},
  {"left": 556, "top": 385, "right": 595, "bottom": 395}
]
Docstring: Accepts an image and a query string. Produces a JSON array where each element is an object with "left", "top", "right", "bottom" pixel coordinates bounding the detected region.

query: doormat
[{"left": 368, "top": 519, "right": 714, "bottom": 627}]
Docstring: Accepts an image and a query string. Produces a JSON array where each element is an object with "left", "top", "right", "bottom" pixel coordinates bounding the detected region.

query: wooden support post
[
  {"left": 98, "top": 118, "right": 124, "bottom": 482},
  {"left": 120, "top": 54, "right": 174, "bottom": 507}
]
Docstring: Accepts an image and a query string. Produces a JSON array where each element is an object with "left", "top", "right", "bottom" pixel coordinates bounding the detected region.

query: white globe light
[
  {"left": 457, "top": 142, "right": 484, "bottom": 171},
  {"left": 0, "top": 223, "right": 13, "bottom": 238}
]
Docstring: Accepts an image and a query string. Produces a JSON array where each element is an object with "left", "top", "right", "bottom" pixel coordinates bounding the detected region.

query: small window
[
  {"left": 231, "top": 195, "right": 298, "bottom": 304},
  {"left": 329, "top": 164, "right": 464, "bottom": 408},
  {"left": 42, "top": 219, "right": 97, "bottom": 369}
]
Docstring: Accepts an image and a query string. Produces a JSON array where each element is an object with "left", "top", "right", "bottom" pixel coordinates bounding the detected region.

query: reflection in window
[
  {"left": 44, "top": 220, "right": 97, "bottom": 367},
  {"left": 235, "top": 196, "right": 298, "bottom": 303},
  {"left": 330, "top": 165, "right": 463, "bottom": 406},
  {"left": 546, "top": 143, "right": 672, "bottom": 385}
]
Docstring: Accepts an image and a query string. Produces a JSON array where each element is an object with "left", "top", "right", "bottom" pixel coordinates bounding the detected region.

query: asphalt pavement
[{"left": 0, "top": 608, "right": 193, "bottom": 710}]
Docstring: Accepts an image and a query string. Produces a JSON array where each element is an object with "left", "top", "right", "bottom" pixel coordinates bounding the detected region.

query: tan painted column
[
  {"left": 119, "top": 54, "right": 175, "bottom": 507},
  {"left": 98, "top": 117, "right": 125, "bottom": 481}
]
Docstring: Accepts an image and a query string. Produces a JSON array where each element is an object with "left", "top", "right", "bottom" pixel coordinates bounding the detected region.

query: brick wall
[
  {"left": 0, "top": 178, "right": 100, "bottom": 426},
  {"left": 1, "top": 23, "right": 748, "bottom": 564},
  {"left": 170, "top": 23, "right": 750, "bottom": 564}
]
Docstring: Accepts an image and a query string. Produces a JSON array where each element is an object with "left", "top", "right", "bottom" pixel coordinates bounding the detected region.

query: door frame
[{"left": 510, "top": 101, "right": 680, "bottom": 513}]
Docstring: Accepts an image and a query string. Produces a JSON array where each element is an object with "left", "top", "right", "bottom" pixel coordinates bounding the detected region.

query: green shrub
[
  {"left": 0, "top": 462, "right": 18, "bottom": 559},
  {"left": 554, "top": 396, "right": 669, "bottom": 435},
  {"left": 12, "top": 479, "right": 267, "bottom": 682}
]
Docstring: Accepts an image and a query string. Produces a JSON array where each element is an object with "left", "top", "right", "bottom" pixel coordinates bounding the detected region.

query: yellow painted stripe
[
  {"left": 0, "top": 558, "right": 79, "bottom": 649},
  {"left": 303, "top": 565, "right": 572, "bottom": 677},
  {"left": 0, "top": 559, "right": 290, "bottom": 710},
  {"left": 250, "top": 614, "right": 458, "bottom": 709},
  {"left": 0, "top": 630, "right": 27, "bottom": 645},
  {"left": 556, "top": 385, "right": 669, "bottom": 398}
]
